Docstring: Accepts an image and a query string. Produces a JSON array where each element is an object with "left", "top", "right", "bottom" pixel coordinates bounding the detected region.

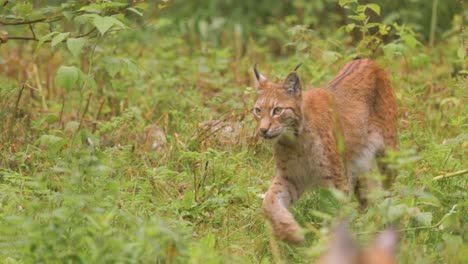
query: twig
[
  {"left": 78, "top": 93, "right": 92, "bottom": 130},
  {"left": 14, "top": 84, "right": 26, "bottom": 118},
  {"left": 429, "top": 0, "right": 439, "bottom": 47},
  {"left": 32, "top": 63, "right": 48, "bottom": 110},
  {"left": 59, "top": 93, "right": 66, "bottom": 129},
  {"left": 432, "top": 169, "right": 468, "bottom": 181},
  {"left": 357, "top": 204, "right": 459, "bottom": 236},
  {"left": 93, "top": 98, "right": 106, "bottom": 132},
  {"left": 28, "top": 24, "right": 36, "bottom": 39},
  {"left": 0, "top": 16, "right": 63, "bottom": 26},
  {"left": 6, "top": 28, "right": 98, "bottom": 43},
  {"left": 0, "top": 18, "right": 47, "bottom": 26},
  {"left": 6, "top": 36, "right": 38, "bottom": 41}
]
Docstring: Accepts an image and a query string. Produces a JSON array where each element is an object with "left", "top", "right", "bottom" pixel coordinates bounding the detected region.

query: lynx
[
  {"left": 316, "top": 222, "right": 398, "bottom": 264},
  {"left": 252, "top": 58, "right": 398, "bottom": 243}
]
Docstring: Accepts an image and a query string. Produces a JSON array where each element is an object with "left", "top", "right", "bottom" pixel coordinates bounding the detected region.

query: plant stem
[
  {"left": 429, "top": 0, "right": 439, "bottom": 47},
  {"left": 432, "top": 169, "right": 468, "bottom": 181}
]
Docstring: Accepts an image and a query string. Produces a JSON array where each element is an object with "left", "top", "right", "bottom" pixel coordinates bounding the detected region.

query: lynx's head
[{"left": 252, "top": 64, "right": 303, "bottom": 140}]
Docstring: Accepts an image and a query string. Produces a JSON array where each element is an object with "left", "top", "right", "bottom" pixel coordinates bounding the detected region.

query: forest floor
[{"left": 0, "top": 15, "right": 467, "bottom": 263}]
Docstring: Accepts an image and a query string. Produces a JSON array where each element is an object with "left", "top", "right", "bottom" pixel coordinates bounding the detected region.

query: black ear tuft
[
  {"left": 253, "top": 63, "right": 267, "bottom": 83},
  {"left": 253, "top": 63, "right": 260, "bottom": 80},
  {"left": 293, "top": 63, "right": 302, "bottom": 71},
  {"left": 284, "top": 72, "right": 302, "bottom": 96}
]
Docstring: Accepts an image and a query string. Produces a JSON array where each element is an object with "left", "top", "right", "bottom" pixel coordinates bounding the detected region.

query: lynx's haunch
[{"left": 252, "top": 58, "right": 398, "bottom": 243}]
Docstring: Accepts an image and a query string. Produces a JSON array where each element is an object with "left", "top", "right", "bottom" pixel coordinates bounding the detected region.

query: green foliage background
[{"left": 0, "top": 0, "right": 466, "bottom": 263}]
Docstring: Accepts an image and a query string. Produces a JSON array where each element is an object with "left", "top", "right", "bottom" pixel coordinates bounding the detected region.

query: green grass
[{"left": 0, "top": 14, "right": 467, "bottom": 264}]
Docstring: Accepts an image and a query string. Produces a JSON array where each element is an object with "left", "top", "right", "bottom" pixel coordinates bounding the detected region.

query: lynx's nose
[{"left": 259, "top": 127, "right": 269, "bottom": 136}]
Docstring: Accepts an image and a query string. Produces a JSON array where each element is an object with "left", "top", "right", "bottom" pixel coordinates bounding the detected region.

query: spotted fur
[{"left": 253, "top": 58, "right": 398, "bottom": 243}]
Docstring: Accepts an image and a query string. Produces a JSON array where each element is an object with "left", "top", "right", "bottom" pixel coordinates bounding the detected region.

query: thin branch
[
  {"left": 28, "top": 24, "right": 36, "bottom": 39},
  {"left": 6, "top": 36, "right": 38, "bottom": 41},
  {"left": 78, "top": 28, "right": 97, "bottom": 38},
  {"left": 6, "top": 28, "right": 98, "bottom": 43},
  {"left": 78, "top": 93, "right": 92, "bottom": 130},
  {"left": 0, "top": 16, "right": 62, "bottom": 26},
  {"left": 14, "top": 84, "right": 26, "bottom": 118},
  {"left": 0, "top": 18, "right": 47, "bottom": 26},
  {"left": 356, "top": 204, "right": 459, "bottom": 236},
  {"left": 59, "top": 93, "right": 66, "bottom": 129},
  {"left": 432, "top": 169, "right": 468, "bottom": 181}
]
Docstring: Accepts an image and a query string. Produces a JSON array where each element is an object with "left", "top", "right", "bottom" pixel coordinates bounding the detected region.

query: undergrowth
[{"left": 0, "top": 1, "right": 466, "bottom": 263}]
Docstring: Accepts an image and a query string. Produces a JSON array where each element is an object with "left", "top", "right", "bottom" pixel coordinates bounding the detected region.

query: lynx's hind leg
[
  {"left": 377, "top": 150, "right": 398, "bottom": 190},
  {"left": 372, "top": 69, "right": 398, "bottom": 189},
  {"left": 262, "top": 176, "right": 305, "bottom": 243},
  {"left": 350, "top": 130, "right": 385, "bottom": 207},
  {"left": 353, "top": 177, "right": 369, "bottom": 208}
]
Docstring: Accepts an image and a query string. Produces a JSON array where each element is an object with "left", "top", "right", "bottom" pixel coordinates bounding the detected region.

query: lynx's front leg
[{"left": 262, "top": 175, "right": 304, "bottom": 243}]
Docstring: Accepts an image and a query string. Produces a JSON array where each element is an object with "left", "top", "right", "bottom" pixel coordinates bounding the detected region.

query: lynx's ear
[
  {"left": 253, "top": 64, "right": 267, "bottom": 93},
  {"left": 293, "top": 63, "right": 302, "bottom": 71},
  {"left": 253, "top": 64, "right": 267, "bottom": 82},
  {"left": 283, "top": 72, "right": 302, "bottom": 97}
]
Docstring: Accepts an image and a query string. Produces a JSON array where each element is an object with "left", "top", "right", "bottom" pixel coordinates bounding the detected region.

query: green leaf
[
  {"left": 345, "top": 23, "right": 356, "bottom": 32},
  {"left": 379, "top": 25, "right": 390, "bottom": 35},
  {"left": 103, "top": 57, "right": 122, "bottom": 77},
  {"left": 64, "top": 121, "right": 80, "bottom": 133},
  {"left": 55, "top": 66, "right": 79, "bottom": 92},
  {"left": 339, "top": 0, "right": 357, "bottom": 8},
  {"left": 93, "top": 15, "right": 126, "bottom": 35},
  {"left": 51, "top": 32, "right": 70, "bottom": 47},
  {"left": 322, "top": 51, "right": 339, "bottom": 64},
  {"left": 387, "top": 204, "right": 407, "bottom": 222},
  {"left": 348, "top": 14, "right": 367, "bottom": 22},
  {"left": 94, "top": 16, "right": 115, "bottom": 35},
  {"left": 37, "top": 134, "right": 65, "bottom": 153},
  {"left": 36, "top": 31, "right": 59, "bottom": 51},
  {"left": 80, "top": 73, "right": 97, "bottom": 91},
  {"left": 135, "top": 3, "right": 149, "bottom": 10},
  {"left": 401, "top": 34, "right": 420, "bottom": 49},
  {"left": 79, "top": 2, "right": 126, "bottom": 12},
  {"left": 123, "top": 59, "right": 138, "bottom": 75},
  {"left": 442, "top": 233, "right": 463, "bottom": 253},
  {"left": 356, "top": 5, "right": 366, "bottom": 13},
  {"left": 12, "top": 2, "right": 33, "bottom": 17},
  {"left": 310, "top": 210, "right": 332, "bottom": 221},
  {"left": 74, "top": 14, "right": 93, "bottom": 25},
  {"left": 366, "top": 4, "right": 381, "bottom": 15},
  {"left": 127, "top": 7, "right": 143, "bottom": 16},
  {"left": 67, "top": 38, "right": 87, "bottom": 57},
  {"left": 383, "top": 43, "right": 407, "bottom": 59},
  {"left": 413, "top": 211, "right": 432, "bottom": 226},
  {"left": 366, "top": 22, "right": 380, "bottom": 29},
  {"left": 457, "top": 47, "right": 465, "bottom": 60},
  {"left": 44, "top": 114, "right": 59, "bottom": 124}
]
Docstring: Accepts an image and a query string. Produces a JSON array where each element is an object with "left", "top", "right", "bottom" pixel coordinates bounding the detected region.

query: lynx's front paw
[
  {"left": 275, "top": 217, "right": 305, "bottom": 244},
  {"left": 267, "top": 207, "right": 305, "bottom": 244}
]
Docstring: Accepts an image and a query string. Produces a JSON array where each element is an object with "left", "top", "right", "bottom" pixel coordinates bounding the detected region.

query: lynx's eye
[
  {"left": 253, "top": 107, "right": 262, "bottom": 116},
  {"left": 272, "top": 107, "right": 284, "bottom": 116}
]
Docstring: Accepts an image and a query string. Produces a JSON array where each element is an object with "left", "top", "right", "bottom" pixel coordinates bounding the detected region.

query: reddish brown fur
[{"left": 253, "top": 58, "right": 398, "bottom": 243}]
